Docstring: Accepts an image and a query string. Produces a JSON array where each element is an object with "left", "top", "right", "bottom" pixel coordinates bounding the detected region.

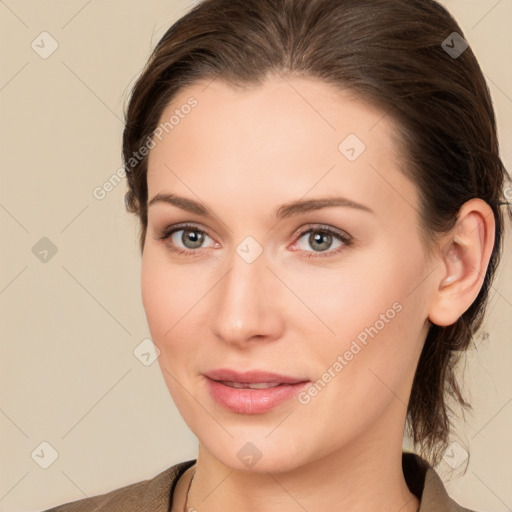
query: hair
[{"left": 122, "top": 0, "right": 510, "bottom": 465}]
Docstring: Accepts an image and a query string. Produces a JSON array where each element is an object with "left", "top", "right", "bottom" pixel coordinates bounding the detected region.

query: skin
[{"left": 141, "top": 75, "right": 495, "bottom": 512}]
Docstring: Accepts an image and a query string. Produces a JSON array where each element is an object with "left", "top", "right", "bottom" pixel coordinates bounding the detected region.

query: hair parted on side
[{"left": 122, "top": 0, "right": 511, "bottom": 465}]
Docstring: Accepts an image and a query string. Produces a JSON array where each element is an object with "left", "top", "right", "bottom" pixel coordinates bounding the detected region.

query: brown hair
[{"left": 122, "top": 0, "right": 510, "bottom": 464}]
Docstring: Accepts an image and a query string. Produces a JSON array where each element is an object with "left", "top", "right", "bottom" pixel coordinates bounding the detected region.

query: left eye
[{"left": 293, "top": 226, "right": 352, "bottom": 256}]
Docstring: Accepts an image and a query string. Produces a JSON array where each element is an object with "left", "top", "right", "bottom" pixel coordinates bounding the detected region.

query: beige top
[{"left": 43, "top": 452, "right": 476, "bottom": 512}]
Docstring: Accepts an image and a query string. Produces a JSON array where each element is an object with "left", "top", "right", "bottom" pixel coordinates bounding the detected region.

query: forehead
[
  {"left": 150, "top": 75, "right": 396, "bottom": 161},
  {"left": 146, "top": 75, "right": 419, "bottom": 223}
]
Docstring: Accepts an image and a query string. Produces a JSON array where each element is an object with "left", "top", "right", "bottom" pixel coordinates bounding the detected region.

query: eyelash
[{"left": 155, "top": 222, "right": 353, "bottom": 258}]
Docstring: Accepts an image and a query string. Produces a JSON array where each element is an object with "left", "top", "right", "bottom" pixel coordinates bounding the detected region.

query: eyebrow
[{"left": 147, "top": 193, "right": 374, "bottom": 220}]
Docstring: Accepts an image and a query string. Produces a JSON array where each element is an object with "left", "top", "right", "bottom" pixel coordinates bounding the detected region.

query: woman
[{"left": 44, "top": 0, "right": 510, "bottom": 510}]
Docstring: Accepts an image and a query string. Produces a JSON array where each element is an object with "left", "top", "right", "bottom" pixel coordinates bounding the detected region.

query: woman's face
[{"left": 142, "top": 75, "right": 434, "bottom": 472}]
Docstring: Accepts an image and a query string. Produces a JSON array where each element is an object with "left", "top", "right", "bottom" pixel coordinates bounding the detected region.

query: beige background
[{"left": 0, "top": 1, "right": 511, "bottom": 511}]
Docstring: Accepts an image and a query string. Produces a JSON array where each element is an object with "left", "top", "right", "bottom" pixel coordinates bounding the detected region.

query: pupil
[
  {"left": 183, "top": 229, "right": 204, "bottom": 249},
  {"left": 310, "top": 231, "right": 331, "bottom": 251}
]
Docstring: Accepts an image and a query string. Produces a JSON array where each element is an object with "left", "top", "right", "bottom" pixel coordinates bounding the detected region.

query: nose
[{"left": 209, "top": 249, "right": 284, "bottom": 348}]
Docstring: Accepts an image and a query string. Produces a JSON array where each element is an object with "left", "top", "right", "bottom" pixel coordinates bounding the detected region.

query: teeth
[{"left": 220, "top": 381, "right": 282, "bottom": 389}]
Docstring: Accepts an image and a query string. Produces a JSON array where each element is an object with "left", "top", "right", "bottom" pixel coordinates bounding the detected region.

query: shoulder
[
  {"left": 402, "top": 452, "right": 477, "bottom": 512},
  {"left": 422, "top": 466, "right": 477, "bottom": 512},
  {"left": 41, "top": 460, "right": 196, "bottom": 512}
]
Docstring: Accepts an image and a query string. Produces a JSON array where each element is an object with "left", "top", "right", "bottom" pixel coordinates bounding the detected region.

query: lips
[
  {"left": 204, "top": 368, "right": 308, "bottom": 385},
  {"left": 203, "top": 368, "right": 311, "bottom": 414}
]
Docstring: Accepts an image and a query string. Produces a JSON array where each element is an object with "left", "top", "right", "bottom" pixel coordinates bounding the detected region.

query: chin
[{"left": 197, "top": 428, "right": 323, "bottom": 475}]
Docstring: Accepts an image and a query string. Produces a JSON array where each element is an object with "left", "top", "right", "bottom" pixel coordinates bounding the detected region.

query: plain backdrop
[{"left": 1, "top": 1, "right": 511, "bottom": 511}]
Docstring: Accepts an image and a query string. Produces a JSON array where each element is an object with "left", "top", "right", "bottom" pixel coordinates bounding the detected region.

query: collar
[
  {"left": 50, "top": 452, "right": 475, "bottom": 511},
  {"left": 402, "top": 451, "right": 474, "bottom": 511},
  {"left": 155, "top": 453, "right": 475, "bottom": 512}
]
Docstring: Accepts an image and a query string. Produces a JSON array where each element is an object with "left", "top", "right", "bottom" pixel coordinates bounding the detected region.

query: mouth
[
  {"left": 203, "top": 369, "right": 311, "bottom": 414},
  {"left": 216, "top": 381, "right": 284, "bottom": 389}
]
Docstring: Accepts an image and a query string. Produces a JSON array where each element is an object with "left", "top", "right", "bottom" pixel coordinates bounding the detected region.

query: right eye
[{"left": 155, "top": 223, "right": 219, "bottom": 256}]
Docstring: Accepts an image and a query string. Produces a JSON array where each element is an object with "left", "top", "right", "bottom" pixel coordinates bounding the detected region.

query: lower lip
[{"left": 205, "top": 378, "right": 310, "bottom": 414}]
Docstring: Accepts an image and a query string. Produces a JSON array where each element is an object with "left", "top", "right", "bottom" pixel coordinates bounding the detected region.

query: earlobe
[{"left": 428, "top": 199, "right": 495, "bottom": 327}]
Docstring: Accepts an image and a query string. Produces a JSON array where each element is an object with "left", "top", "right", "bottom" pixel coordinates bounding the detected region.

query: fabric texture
[{"left": 43, "top": 452, "right": 476, "bottom": 511}]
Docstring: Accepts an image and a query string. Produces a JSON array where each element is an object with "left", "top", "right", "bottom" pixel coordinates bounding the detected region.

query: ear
[{"left": 428, "top": 198, "right": 495, "bottom": 327}]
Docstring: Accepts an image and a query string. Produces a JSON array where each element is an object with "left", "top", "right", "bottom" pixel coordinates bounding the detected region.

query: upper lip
[{"left": 204, "top": 368, "right": 309, "bottom": 384}]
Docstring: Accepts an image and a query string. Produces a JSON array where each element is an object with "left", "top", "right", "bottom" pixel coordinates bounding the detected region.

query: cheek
[
  {"left": 290, "top": 240, "right": 428, "bottom": 387},
  {"left": 140, "top": 248, "right": 196, "bottom": 347},
  {"left": 289, "top": 248, "right": 425, "bottom": 343}
]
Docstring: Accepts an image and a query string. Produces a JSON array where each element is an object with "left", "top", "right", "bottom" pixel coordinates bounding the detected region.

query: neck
[{"left": 183, "top": 416, "right": 419, "bottom": 512}]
